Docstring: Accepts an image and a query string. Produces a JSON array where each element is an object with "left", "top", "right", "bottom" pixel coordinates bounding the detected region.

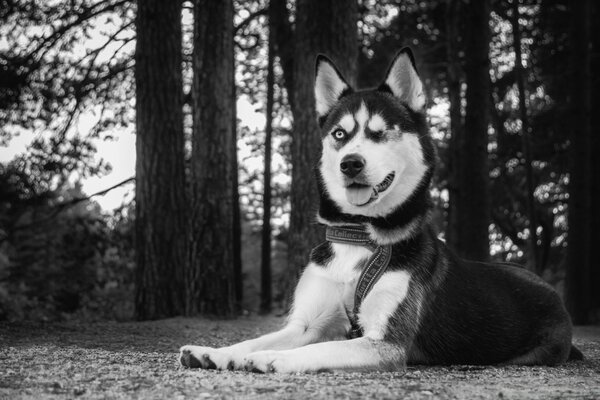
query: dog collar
[{"left": 325, "top": 225, "right": 392, "bottom": 339}]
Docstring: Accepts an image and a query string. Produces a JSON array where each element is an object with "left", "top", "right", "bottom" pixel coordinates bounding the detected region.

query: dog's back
[{"left": 408, "top": 235, "right": 573, "bottom": 366}]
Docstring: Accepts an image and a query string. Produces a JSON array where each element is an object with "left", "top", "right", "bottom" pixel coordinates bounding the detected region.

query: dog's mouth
[{"left": 345, "top": 171, "right": 395, "bottom": 206}]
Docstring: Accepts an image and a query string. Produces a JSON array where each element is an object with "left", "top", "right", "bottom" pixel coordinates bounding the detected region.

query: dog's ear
[
  {"left": 314, "top": 55, "right": 353, "bottom": 123},
  {"left": 379, "top": 48, "right": 425, "bottom": 111}
]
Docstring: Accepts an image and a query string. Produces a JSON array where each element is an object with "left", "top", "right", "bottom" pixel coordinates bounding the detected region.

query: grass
[{"left": 1, "top": 316, "right": 599, "bottom": 399}]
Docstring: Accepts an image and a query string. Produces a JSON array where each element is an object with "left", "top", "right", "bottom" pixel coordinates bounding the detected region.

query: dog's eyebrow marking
[
  {"left": 354, "top": 102, "right": 369, "bottom": 133},
  {"left": 337, "top": 113, "right": 355, "bottom": 133},
  {"left": 367, "top": 114, "right": 387, "bottom": 132}
]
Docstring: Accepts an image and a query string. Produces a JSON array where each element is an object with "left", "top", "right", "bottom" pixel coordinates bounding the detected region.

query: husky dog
[{"left": 180, "top": 48, "right": 581, "bottom": 373}]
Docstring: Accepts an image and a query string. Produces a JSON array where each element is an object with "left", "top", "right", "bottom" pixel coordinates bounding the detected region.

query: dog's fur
[{"left": 180, "top": 48, "right": 581, "bottom": 373}]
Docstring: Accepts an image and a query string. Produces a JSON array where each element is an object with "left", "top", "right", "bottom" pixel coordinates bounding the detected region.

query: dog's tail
[{"left": 568, "top": 345, "right": 584, "bottom": 361}]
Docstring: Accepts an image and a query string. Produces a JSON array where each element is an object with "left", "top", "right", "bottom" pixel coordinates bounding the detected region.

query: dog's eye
[{"left": 332, "top": 129, "right": 347, "bottom": 141}]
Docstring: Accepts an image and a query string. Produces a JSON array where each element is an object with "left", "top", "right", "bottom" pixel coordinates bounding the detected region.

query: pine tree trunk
[
  {"left": 134, "top": 0, "right": 187, "bottom": 320},
  {"left": 456, "top": 0, "right": 492, "bottom": 262},
  {"left": 511, "top": 0, "right": 539, "bottom": 273},
  {"left": 270, "top": 0, "right": 294, "bottom": 109},
  {"left": 590, "top": 0, "right": 600, "bottom": 317},
  {"left": 286, "top": 0, "right": 358, "bottom": 293},
  {"left": 445, "top": 0, "right": 463, "bottom": 250},
  {"left": 188, "top": 0, "right": 235, "bottom": 316},
  {"left": 260, "top": 19, "right": 275, "bottom": 314},
  {"left": 232, "top": 79, "right": 243, "bottom": 309},
  {"left": 565, "top": 0, "right": 592, "bottom": 324}
]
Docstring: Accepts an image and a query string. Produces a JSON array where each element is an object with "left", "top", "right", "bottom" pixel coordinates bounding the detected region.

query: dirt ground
[{"left": 1, "top": 316, "right": 599, "bottom": 400}]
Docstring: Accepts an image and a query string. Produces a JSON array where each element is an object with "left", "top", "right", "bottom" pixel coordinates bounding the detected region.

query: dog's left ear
[
  {"left": 314, "top": 55, "right": 353, "bottom": 122},
  {"left": 379, "top": 48, "right": 426, "bottom": 111}
]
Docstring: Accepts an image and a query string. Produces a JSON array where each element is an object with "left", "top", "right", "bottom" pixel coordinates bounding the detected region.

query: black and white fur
[{"left": 180, "top": 48, "right": 580, "bottom": 373}]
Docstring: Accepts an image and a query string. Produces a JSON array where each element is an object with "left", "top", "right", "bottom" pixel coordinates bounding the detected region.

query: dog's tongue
[{"left": 345, "top": 186, "right": 373, "bottom": 206}]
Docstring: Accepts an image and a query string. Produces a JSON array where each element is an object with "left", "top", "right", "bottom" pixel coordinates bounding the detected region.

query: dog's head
[{"left": 315, "top": 48, "right": 434, "bottom": 223}]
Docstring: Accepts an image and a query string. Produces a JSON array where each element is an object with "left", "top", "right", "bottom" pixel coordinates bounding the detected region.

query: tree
[
  {"left": 565, "top": 0, "right": 592, "bottom": 324},
  {"left": 260, "top": 4, "right": 276, "bottom": 314},
  {"left": 590, "top": 0, "right": 600, "bottom": 317},
  {"left": 445, "top": 0, "right": 463, "bottom": 250},
  {"left": 134, "top": 0, "right": 187, "bottom": 320},
  {"left": 269, "top": 0, "right": 294, "bottom": 108},
  {"left": 510, "top": 0, "right": 539, "bottom": 272},
  {"left": 188, "top": 0, "right": 236, "bottom": 316},
  {"left": 454, "top": 0, "right": 492, "bottom": 261},
  {"left": 287, "top": 0, "right": 358, "bottom": 289},
  {"left": 232, "top": 77, "right": 244, "bottom": 310}
]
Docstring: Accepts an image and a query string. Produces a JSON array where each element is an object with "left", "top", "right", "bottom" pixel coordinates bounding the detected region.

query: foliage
[
  {"left": 0, "top": 0, "right": 136, "bottom": 179},
  {"left": 0, "top": 164, "right": 134, "bottom": 321}
]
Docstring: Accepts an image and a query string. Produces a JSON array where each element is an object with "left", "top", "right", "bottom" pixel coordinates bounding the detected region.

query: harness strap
[{"left": 325, "top": 225, "right": 392, "bottom": 338}]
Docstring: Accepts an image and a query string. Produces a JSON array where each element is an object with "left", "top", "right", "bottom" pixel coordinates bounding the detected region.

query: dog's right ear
[{"left": 314, "top": 55, "right": 353, "bottom": 124}]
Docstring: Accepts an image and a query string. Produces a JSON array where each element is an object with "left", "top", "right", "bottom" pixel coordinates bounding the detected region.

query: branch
[
  {"left": 26, "top": 0, "right": 130, "bottom": 64},
  {"left": 234, "top": 8, "right": 267, "bottom": 35},
  {"left": 61, "top": 176, "right": 135, "bottom": 206},
  {"left": 7, "top": 177, "right": 136, "bottom": 236}
]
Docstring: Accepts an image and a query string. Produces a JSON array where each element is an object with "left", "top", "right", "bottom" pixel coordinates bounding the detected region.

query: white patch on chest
[
  {"left": 325, "top": 243, "right": 371, "bottom": 282},
  {"left": 310, "top": 243, "right": 373, "bottom": 313}
]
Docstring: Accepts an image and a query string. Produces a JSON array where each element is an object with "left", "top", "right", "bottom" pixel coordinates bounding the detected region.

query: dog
[{"left": 180, "top": 48, "right": 582, "bottom": 373}]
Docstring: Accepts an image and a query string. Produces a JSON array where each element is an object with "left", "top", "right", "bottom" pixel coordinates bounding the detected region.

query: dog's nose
[{"left": 340, "top": 154, "right": 365, "bottom": 178}]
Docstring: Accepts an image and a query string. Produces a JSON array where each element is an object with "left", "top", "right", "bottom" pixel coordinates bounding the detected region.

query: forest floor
[{"left": 0, "top": 316, "right": 599, "bottom": 400}]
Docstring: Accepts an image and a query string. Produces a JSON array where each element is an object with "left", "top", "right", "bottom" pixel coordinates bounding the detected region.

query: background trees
[
  {"left": 134, "top": 0, "right": 187, "bottom": 320},
  {"left": 188, "top": 0, "right": 237, "bottom": 316},
  {"left": 565, "top": 0, "right": 592, "bottom": 324},
  {"left": 0, "top": 0, "right": 597, "bottom": 323}
]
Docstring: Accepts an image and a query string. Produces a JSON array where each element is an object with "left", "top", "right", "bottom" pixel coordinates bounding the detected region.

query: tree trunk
[
  {"left": 511, "top": 0, "right": 539, "bottom": 273},
  {"left": 188, "top": 0, "right": 236, "bottom": 316},
  {"left": 232, "top": 73, "right": 243, "bottom": 310},
  {"left": 456, "top": 0, "right": 492, "bottom": 262},
  {"left": 445, "top": 0, "right": 463, "bottom": 250},
  {"left": 134, "top": 0, "right": 187, "bottom": 320},
  {"left": 287, "top": 0, "right": 358, "bottom": 293},
  {"left": 590, "top": 0, "right": 600, "bottom": 318},
  {"left": 260, "top": 16, "right": 275, "bottom": 314},
  {"left": 565, "top": 0, "right": 592, "bottom": 324},
  {"left": 270, "top": 0, "right": 295, "bottom": 109}
]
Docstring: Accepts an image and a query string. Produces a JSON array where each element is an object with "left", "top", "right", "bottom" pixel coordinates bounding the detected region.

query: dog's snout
[{"left": 340, "top": 154, "right": 365, "bottom": 178}]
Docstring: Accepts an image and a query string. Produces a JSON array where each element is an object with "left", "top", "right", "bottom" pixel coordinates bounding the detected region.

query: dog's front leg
[
  {"left": 244, "top": 337, "right": 405, "bottom": 373},
  {"left": 180, "top": 264, "right": 348, "bottom": 370},
  {"left": 244, "top": 269, "right": 419, "bottom": 373}
]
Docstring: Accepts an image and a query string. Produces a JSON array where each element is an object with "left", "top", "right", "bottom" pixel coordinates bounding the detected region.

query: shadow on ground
[{"left": 1, "top": 316, "right": 599, "bottom": 399}]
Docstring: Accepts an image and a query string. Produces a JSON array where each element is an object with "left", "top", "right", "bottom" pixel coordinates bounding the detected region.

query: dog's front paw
[
  {"left": 179, "top": 345, "right": 241, "bottom": 370},
  {"left": 244, "top": 350, "right": 298, "bottom": 373}
]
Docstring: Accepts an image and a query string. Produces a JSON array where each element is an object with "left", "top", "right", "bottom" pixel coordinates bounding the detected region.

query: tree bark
[
  {"left": 286, "top": 0, "right": 358, "bottom": 292},
  {"left": 565, "top": 0, "right": 592, "bottom": 324},
  {"left": 260, "top": 15, "right": 275, "bottom": 314},
  {"left": 269, "top": 0, "right": 295, "bottom": 109},
  {"left": 188, "top": 0, "right": 236, "bottom": 316},
  {"left": 232, "top": 69, "right": 243, "bottom": 309},
  {"left": 134, "top": 0, "right": 187, "bottom": 320},
  {"left": 445, "top": 0, "right": 463, "bottom": 250},
  {"left": 456, "top": 0, "right": 492, "bottom": 262},
  {"left": 590, "top": 0, "right": 600, "bottom": 317},
  {"left": 511, "top": 0, "right": 539, "bottom": 273}
]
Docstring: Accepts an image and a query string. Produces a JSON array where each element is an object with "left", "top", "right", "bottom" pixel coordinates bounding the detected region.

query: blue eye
[{"left": 332, "top": 129, "right": 346, "bottom": 140}]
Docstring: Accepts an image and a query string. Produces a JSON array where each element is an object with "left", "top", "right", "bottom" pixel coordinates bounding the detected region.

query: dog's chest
[{"left": 323, "top": 243, "right": 373, "bottom": 309}]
